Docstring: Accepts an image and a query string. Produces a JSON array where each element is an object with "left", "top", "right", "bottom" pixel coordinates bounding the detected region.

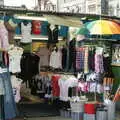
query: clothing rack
[
  {"left": 40, "top": 71, "right": 76, "bottom": 75},
  {"left": 54, "top": 71, "right": 76, "bottom": 75}
]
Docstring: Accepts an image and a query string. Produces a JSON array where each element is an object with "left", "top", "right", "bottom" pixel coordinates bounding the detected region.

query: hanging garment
[
  {"left": 62, "top": 47, "right": 67, "bottom": 69},
  {"left": 0, "top": 23, "right": 9, "bottom": 50},
  {"left": 49, "top": 50, "right": 62, "bottom": 69},
  {"left": 58, "top": 75, "right": 78, "bottom": 101},
  {"left": 47, "top": 25, "right": 59, "bottom": 44},
  {"left": 95, "top": 54, "right": 104, "bottom": 73},
  {"left": 0, "top": 95, "right": 4, "bottom": 120},
  {"left": 0, "top": 51, "right": 9, "bottom": 95},
  {"left": 8, "top": 46, "right": 23, "bottom": 73},
  {"left": 37, "top": 47, "right": 50, "bottom": 67},
  {"left": 59, "top": 26, "right": 68, "bottom": 37},
  {"left": 21, "top": 22, "right": 32, "bottom": 43},
  {"left": 31, "top": 74, "right": 51, "bottom": 98},
  {"left": 2, "top": 51, "right": 9, "bottom": 67},
  {"left": 0, "top": 72, "right": 5, "bottom": 95},
  {"left": 0, "top": 69, "right": 5, "bottom": 96},
  {"left": 68, "top": 87, "right": 77, "bottom": 97},
  {"left": 15, "top": 23, "right": 21, "bottom": 35},
  {"left": 52, "top": 26, "right": 59, "bottom": 43},
  {"left": 47, "top": 25, "right": 53, "bottom": 44},
  {"left": 19, "top": 52, "right": 40, "bottom": 87},
  {"left": 4, "top": 19, "right": 17, "bottom": 44},
  {"left": 45, "top": 80, "right": 52, "bottom": 98},
  {"left": 1, "top": 69, "right": 17, "bottom": 120},
  {"left": 51, "top": 75, "right": 61, "bottom": 97},
  {"left": 86, "top": 72, "right": 97, "bottom": 82},
  {"left": 88, "top": 48, "right": 95, "bottom": 71},
  {"left": 103, "top": 55, "right": 111, "bottom": 72},
  {"left": 68, "top": 39, "right": 76, "bottom": 71},
  {"left": 95, "top": 47, "right": 104, "bottom": 73},
  {"left": 11, "top": 75, "right": 23, "bottom": 103},
  {"left": 76, "top": 47, "right": 85, "bottom": 71},
  {"left": 32, "top": 20, "right": 41, "bottom": 35},
  {"left": 84, "top": 47, "right": 89, "bottom": 73},
  {"left": 89, "top": 82, "right": 97, "bottom": 93},
  {"left": 41, "top": 21, "right": 49, "bottom": 35}
]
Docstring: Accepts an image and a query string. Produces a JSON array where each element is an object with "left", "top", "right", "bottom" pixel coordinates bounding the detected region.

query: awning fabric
[{"left": 44, "top": 15, "right": 83, "bottom": 27}]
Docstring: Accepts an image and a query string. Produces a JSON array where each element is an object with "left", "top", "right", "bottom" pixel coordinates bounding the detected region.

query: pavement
[
  {"left": 14, "top": 117, "right": 71, "bottom": 120},
  {"left": 14, "top": 114, "right": 120, "bottom": 120}
]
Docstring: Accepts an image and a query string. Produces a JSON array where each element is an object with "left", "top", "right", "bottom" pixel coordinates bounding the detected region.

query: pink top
[{"left": 0, "top": 24, "right": 9, "bottom": 50}]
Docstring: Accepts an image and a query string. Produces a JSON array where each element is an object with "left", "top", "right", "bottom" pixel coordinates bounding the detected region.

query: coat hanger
[{"left": 23, "top": 20, "right": 29, "bottom": 25}]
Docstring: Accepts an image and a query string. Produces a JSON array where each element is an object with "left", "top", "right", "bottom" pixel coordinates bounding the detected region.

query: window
[
  {"left": 64, "top": 0, "right": 76, "bottom": 3},
  {"left": 109, "top": 6, "right": 114, "bottom": 16},
  {"left": 88, "top": 4, "right": 96, "bottom": 13}
]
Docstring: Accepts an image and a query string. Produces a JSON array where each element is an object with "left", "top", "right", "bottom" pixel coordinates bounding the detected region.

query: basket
[{"left": 70, "top": 100, "right": 87, "bottom": 113}]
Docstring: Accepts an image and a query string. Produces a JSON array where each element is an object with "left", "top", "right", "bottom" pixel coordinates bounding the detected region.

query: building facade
[
  {"left": 57, "top": 0, "right": 101, "bottom": 14},
  {"left": 57, "top": 0, "right": 120, "bottom": 17},
  {"left": 35, "top": 0, "right": 56, "bottom": 11},
  {"left": 108, "top": 0, "right": 120, "bottom": 17},
  {"left": 34, "top": 0, "right": 120, "bottom": 17},
  {"left": 57, "top": 0, "right": 85, "bottom": 13},
  {"left": 0, "top": 0, "right": 4, "bottom": 7}
]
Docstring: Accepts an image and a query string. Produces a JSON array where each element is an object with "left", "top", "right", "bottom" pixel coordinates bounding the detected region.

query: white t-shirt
[
  {"left": 49, "top": 50, "right": 62, "bottom": 69},
  {"left": 58, "top": 76, "right": 78, "bottom": 101},
  {"left": 11, "top": 75, "right": 23, "bottom": 103},
  {"left": 21, "top": 22, "right": 32, "bottom": 43},
  {"left": 8, "top": 46, "right": 23, "bottom": 73}
]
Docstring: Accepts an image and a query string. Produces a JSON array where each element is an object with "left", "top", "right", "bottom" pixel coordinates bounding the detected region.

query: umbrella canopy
[
  {"left": 86, "top": 20, "right": 120, "bottom": 35},
  {"left": 75, "top": 26, "right": 90, "bottom": 35}
]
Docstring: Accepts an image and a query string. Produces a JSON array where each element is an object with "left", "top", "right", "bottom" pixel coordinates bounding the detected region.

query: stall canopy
[
  {"left": 44, "top": 15, "right": 83, "bottom": 27},
  {"left": 86, "top": 20, "right": 120, "bottom": 35},
  {"left": 0, "top": 7, "right": 120, "bottom": 40}
]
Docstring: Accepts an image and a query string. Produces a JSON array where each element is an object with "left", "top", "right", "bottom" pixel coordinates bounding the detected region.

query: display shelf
[{"left": 14, "top": 34, "right": 63, "bottom": 41}]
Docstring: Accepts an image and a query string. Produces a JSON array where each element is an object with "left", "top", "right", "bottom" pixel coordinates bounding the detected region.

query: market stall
[{"left": 0, "top": 8, "right": 119, "bottom": 120}]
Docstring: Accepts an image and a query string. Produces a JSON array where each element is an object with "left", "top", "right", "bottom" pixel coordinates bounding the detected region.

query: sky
[{"left": 4, "top": 0, "right": 57, "bottom": 9}]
